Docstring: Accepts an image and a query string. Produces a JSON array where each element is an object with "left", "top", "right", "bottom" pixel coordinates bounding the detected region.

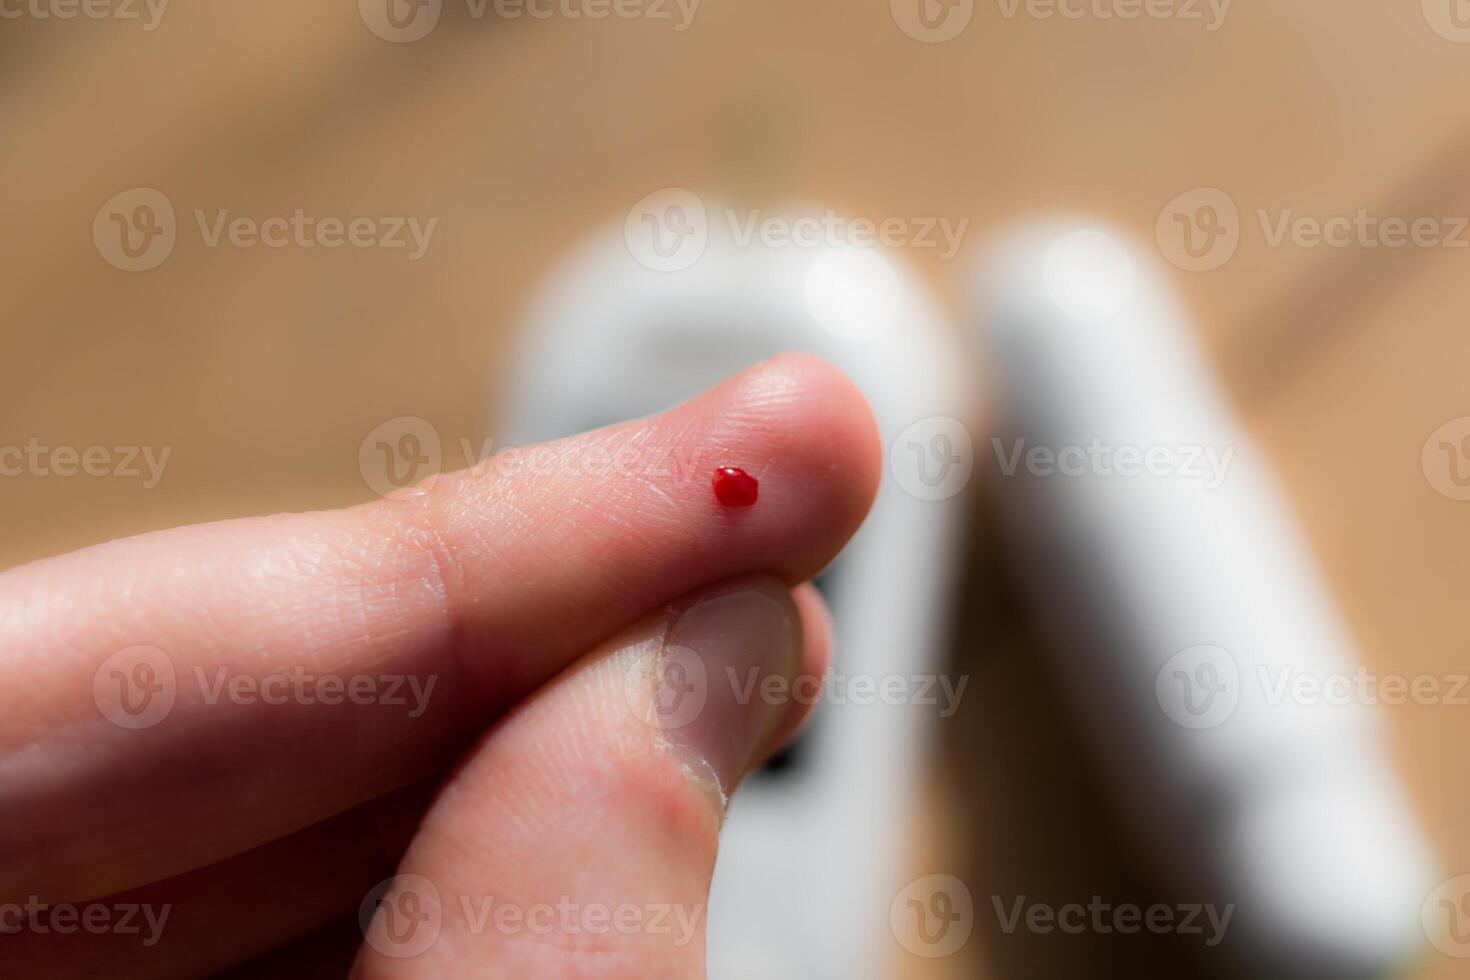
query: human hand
[{"left": 0, "top": 354, "right": 880, "bottom": 978}]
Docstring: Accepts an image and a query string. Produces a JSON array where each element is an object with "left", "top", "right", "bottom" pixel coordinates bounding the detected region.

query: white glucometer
[
  {"left": 970, "top": 221, "right": 1437, "bottom": 978},
  {"left": 499, "top": 199, "right": 974, "bottom": 979}
]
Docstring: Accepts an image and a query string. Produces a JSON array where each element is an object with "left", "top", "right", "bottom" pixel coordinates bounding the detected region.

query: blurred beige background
[{"left": 4, "top": 2, "right": 1470, "bottom": 976}]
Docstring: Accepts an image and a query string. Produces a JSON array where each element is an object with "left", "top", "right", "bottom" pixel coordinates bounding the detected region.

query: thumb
[{"left": 351, "top": 575, "right": 821, "bottom": 979}]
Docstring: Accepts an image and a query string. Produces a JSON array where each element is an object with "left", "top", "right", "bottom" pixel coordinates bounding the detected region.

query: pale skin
[{"left": 0, "top": 354, "right": 882, "bottom": 978}]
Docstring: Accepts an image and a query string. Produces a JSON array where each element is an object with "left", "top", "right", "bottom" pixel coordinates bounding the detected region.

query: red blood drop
[{"left": 712, "top": 466, "right": 759, "bottom": 507}]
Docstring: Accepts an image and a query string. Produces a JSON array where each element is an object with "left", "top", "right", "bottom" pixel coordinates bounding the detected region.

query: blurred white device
[
  {"left": 971, "top": 221, "right": 1437, "bottom": 978},
  {"left": 499, "top": 201, "right": 974, "bottom": 978}
]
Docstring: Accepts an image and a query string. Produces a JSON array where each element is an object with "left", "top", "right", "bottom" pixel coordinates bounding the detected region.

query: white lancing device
[
  {"left": 971, "top": 221, "right": 1437, "bottom": 978},
  {"left": 499, "top": 202, "right": 975, "bottom": 979}
]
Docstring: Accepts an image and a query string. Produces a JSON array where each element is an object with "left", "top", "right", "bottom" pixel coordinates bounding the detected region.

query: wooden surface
[{"left": 4, "top": 3, "right": 1470, "bottom": 976}]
